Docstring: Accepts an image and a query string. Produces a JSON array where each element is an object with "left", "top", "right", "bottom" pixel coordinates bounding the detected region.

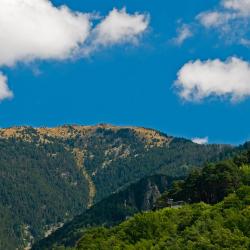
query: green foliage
[
  {"left": 0, "top": 138, "right": 89, "bottom": 249},
  {"left": 34, "top": 147, "right": 250, "bottom": 250},
  {"left": 32, "top": 175, "right": 171, "bottom": 250},
  {"left": 0, "top": 125, "right": 237, "bottom": 249},
  {"left": 89, "top": 137, "right": 234, "bottom": 202},
  {"left": 156, "top": 152, "right": 250, "bottom": 210},
  {"left": 35, "top": 150, "right": 250, "bottom": 250},
  {"left": 75, "top": 189, "right": 250, "bottom": 250},
  {"left": 241, "top": 165, "right": 250, "bottom": 185},
  {"left": 166, "top": 160, "right": 242, "bottom": 204}
]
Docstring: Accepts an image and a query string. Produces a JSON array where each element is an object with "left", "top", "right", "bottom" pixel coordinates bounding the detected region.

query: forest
[
  {"left": 34, "top": 144, "right": 250, "bottom": 250},
  {"left": 0, "top": 125, "right": 236, "bottom": 249},
  {"left": 76, "top": 186, "right": 250, "bottom": 250}
]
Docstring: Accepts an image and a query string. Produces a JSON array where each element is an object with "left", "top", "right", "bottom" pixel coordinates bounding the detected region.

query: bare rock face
[{"left": 141, "top": 180, "right": 162, "bottom": 210}]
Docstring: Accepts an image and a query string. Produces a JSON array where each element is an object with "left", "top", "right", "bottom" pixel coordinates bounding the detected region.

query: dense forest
[
  {"left": 34, "top": 146, "right": 250, "bottom": 250},
  {"left": 33, "top": 175, "right": 173, "bottom": 249},
  {"left": 0, "top": 125, "right": 240, "bottom": 249},
  {"left": 156, "top": 149, "right": 250, "bottom": 207},
  {"left": 0, "top": 138, "right": 89, "bottom": 250},
  {"left": 76, "top": 186, "right": 250, "bottom": 250}
]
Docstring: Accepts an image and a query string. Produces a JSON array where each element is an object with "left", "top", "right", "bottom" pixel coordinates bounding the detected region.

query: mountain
[
  {"left": 32, "top": 175, "right": 173, "bottom": 250},
  {"left": 45, "top": 150, "right": 250, "bottom": 250},
  {"left": 0, "top": 124, "right": 234, "bottom": 249}
]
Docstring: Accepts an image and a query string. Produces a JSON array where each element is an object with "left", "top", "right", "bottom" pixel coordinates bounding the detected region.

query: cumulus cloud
[
  {"left": 92, "top": 8, "right": 149, "bottom": 46},
  {"left": 0, "top": 1, "right": 149, "bottom": 101},
  {"left": 0, "top": 0, "right": 91, "bottom": 66},
  {"left": 195, "top": 0, "right": 250, "bottom": 44},
  {"left": 0, "top": 73, "right": 13, "bottom": 101},
  {"left": 0, "top": 1, "right": 149, "bottom": 66},
  {"left": 192, "top": 137, "right": 209, "bottom": 145},
  {"left": 175, "top": 57, "right": 250, "bottom": 102},
  {"left": 173, "top": 24, "right": 193, "bottom": 45}
]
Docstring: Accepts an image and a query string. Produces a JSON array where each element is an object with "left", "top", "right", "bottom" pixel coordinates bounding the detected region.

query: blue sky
[{"left": 1, "top": 0, "right": 250, "bottom": 144}]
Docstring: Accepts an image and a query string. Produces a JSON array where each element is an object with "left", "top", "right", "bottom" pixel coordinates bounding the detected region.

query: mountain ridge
[
  {"left": 0, "top": 124, "right": 236, "bottom": 249},
  {"left": 0, "top": 124, "right": 174, "bottom": 150}
]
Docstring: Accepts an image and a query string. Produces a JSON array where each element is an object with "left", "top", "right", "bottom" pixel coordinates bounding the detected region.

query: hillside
[
  {"left": 32, "top": 175, "right": 172, "bottom": 250},
  {"left": 75, "top": 187, "right": 250, "bottom": 250},
  {"left": 0, "top": 137, "right": 89, "bottom": 250},
  {"left": 49, "top": 150, "right": 250, "bottom": 250},
  {"left": 0, "top": 124, "right": 234, "bottom": 249}
]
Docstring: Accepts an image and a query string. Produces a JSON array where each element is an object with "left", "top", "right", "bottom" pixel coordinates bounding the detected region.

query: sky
[{"left": 1, "top": 0, "right": 250, "bottom": 145}]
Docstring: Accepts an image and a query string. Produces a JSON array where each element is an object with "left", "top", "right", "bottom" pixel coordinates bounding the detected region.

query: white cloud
[
  {"left": 0, "top": 1, "right": 149, "bottom": 101},
  {"left": 0, "top": 1, "right": 149, "bottom": 66},
  {"left": 0, "top": 0, "right": 91, "bottom": 66},
  {"left": 84, "top": 8, "right": 149, "bottom": 54},
  {"left": 195, "top": 0, "right": 250, "bottom": 45},
  {"left": 173, "top": 24, "right": 193, "bottom": 45},
  {"left": 192, "top": 137, "right": 209, "bottom": 145},
  {"left": 197, "top": 0, "right": 250, "bottom": 28},
  {"left": 175, "top": 57, "right": 250, "bottom": 102},
  {"left": 223, "top": 0, "right": 250, "bottom": 16},
  {"left": 0, "top": 73, "right": 13, "bottom": 101},
  {"left": 197, "top": 11, "right": 232, "bottom": 28}
]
